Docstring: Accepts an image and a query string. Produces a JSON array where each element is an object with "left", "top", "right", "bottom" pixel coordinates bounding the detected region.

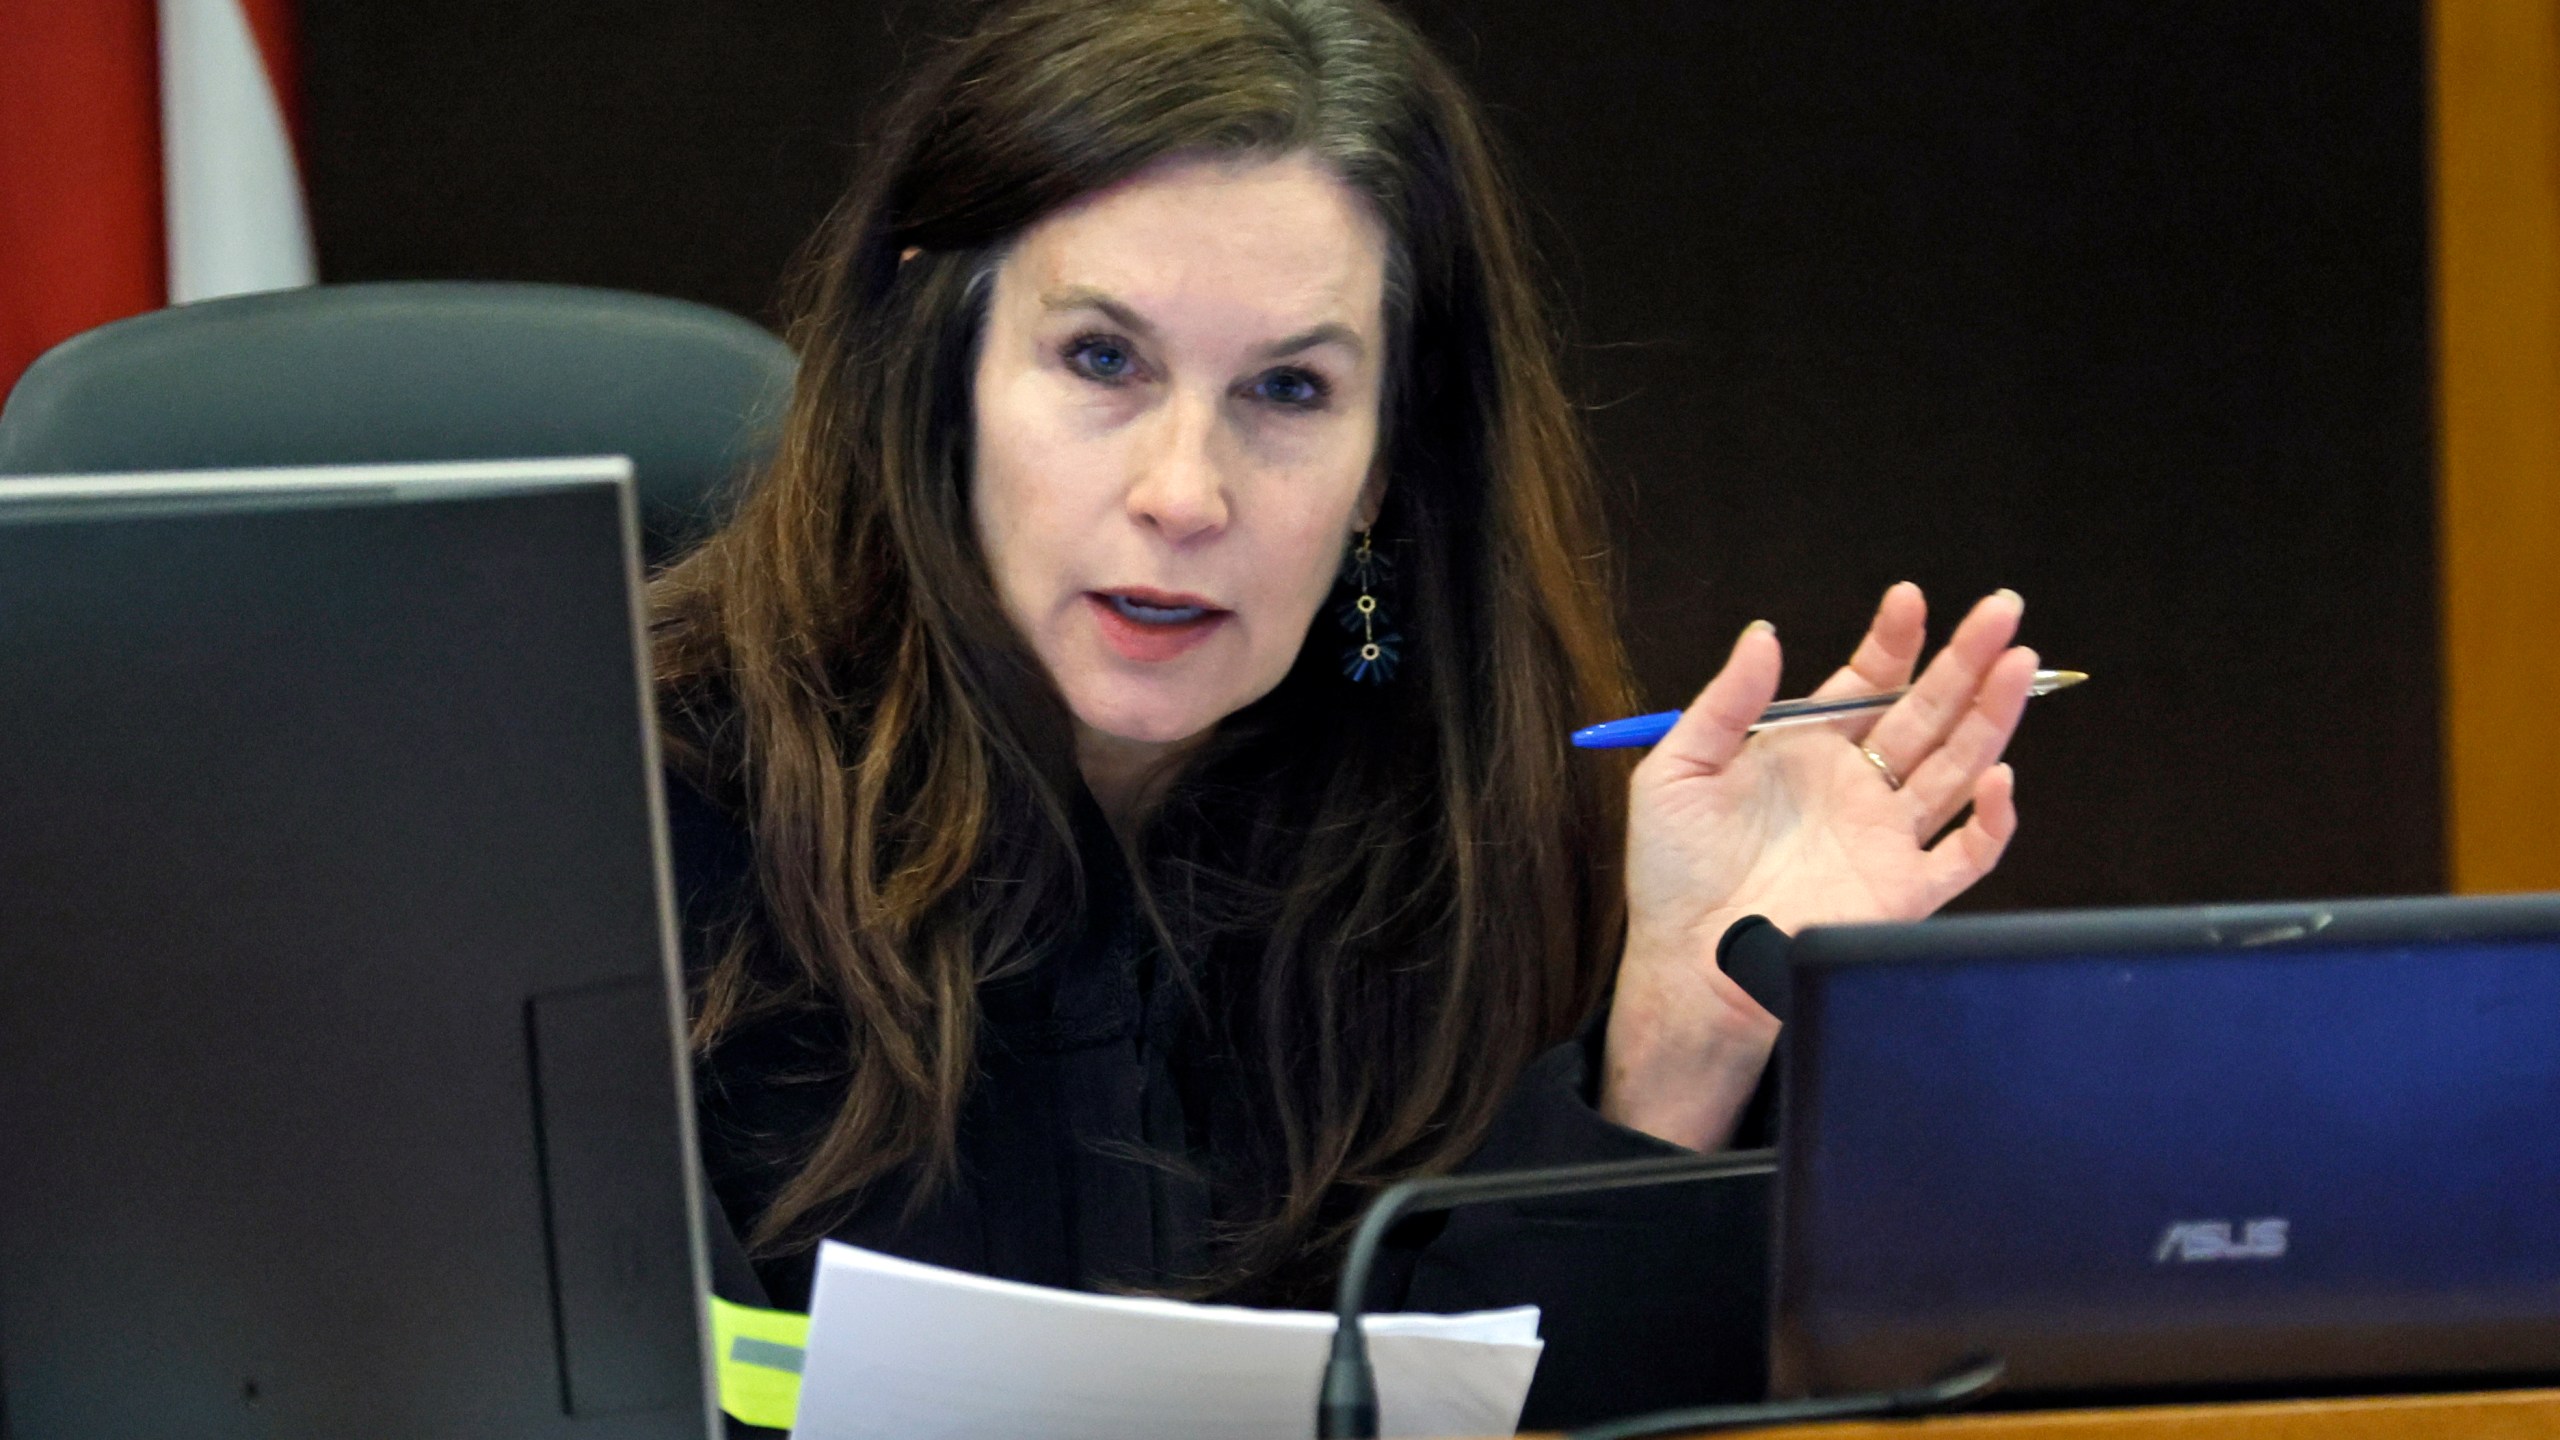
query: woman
[{"left": 650, "top": 0, "right": 2034, "bottom": 1423}]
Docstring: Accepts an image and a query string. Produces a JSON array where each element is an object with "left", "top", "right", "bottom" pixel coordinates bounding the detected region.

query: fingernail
[
  {"left": 1995, "top": 587, "right": 2023, "bottom": 608},
  {"left": 1744, "top": 619, "right": 1775, "bottom": 637}
]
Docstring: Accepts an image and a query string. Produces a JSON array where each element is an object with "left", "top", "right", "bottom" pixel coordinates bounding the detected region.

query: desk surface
[{"left": 1612, "top": 1385, "right": 2560, "bottom": 1439}]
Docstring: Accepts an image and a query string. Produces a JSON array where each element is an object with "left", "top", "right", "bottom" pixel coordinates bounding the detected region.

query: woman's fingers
[
  {"left": 1808, "top": 583, "right": 1928, "bottom": 743},
  {"left": 1923, "top": 763, "right": 2018, "bottom": 900},
  {"left": 1860, "top": 589, "right": 2023, "bottom": 778},
  {"left": 1650, "top": 620, "right": 1784, "bottom": 780},
  {"left": 1900, "top": 646, "right": 2037, "bottom": 839}
]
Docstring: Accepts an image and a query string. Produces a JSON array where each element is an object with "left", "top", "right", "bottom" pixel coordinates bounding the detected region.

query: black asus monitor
[
  {"left": 1775, "top": 892, "right": 2560, "bottom": 1403},
  {"left": 0, "top": 460, "right": 716, "bottom": 1439}
]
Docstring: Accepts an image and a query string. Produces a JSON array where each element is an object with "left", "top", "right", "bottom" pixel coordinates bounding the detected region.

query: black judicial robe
[{"left": 667, "top": 773, "right": 1784, "bottom": 1433}]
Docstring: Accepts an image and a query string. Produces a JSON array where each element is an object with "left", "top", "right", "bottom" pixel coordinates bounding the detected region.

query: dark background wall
[{"left": 301, "top": 0, "right": 2441, "bottom": 911}]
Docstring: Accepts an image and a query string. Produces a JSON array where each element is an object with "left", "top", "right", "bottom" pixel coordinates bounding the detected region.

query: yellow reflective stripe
[{"left": 708, "top": 1295, "right": 810, "bottom": 1431}]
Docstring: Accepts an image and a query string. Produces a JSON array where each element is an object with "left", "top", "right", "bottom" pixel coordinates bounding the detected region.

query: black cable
[{"left": 1565, "top": 1357, "right": 2007, "bottom": 1440}]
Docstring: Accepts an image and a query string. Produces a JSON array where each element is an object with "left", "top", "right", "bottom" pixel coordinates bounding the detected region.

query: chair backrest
[{"left": 0, "top": 281, "right": 795, "bottom": 564}]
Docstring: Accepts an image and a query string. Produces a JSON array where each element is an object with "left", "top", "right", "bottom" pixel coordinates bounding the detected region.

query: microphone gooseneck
[{"left": 1315, "top": 1148, "right": 1781, "bottom": 1440}]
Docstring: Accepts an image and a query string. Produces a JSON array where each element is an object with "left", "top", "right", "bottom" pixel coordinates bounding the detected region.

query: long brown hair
[{"left": 651, "top": 0, "right": 1638, "bottom": 1299}]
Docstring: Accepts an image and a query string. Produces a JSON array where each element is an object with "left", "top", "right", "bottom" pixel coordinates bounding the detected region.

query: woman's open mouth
[{"left": 1088, "top": 589, "right": 1229, "bottom": 662}]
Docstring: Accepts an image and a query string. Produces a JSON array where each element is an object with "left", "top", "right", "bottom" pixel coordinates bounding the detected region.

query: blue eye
[
  {"left": 1251, "top": 367, "right": 1329, "bottom": 409},
  {"left": 1066, "top": 335, "right": 1135, "bottom": 383}
]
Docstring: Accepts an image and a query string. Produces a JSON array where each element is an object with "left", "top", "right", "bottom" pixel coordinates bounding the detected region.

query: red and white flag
[{"left": 0, "top": 0, "right": 314, "bottom": 397}]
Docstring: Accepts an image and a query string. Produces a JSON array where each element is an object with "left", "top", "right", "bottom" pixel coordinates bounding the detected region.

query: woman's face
[{"left": 970, "top": 149, "right": 1389, "bottom": 769}]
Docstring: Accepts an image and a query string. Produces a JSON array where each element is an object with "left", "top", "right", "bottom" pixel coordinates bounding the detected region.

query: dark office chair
[{"left": 0, "top": 281, "right": 796, "bottom": 565}]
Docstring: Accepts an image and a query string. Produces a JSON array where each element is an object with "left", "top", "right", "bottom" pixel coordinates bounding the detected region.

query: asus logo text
[{"left": 2154, "top": 1218, "right": 2289, "bottom": 1263}]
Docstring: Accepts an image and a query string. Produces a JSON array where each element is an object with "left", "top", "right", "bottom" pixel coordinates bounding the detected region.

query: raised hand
[{"left": 1599, "top": 584, "right": 2036, "bottom": 1150}]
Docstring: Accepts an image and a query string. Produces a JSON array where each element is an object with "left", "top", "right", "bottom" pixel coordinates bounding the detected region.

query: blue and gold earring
[{"left": 1336, "top": 529, "right": 1402, "bottom": 684}]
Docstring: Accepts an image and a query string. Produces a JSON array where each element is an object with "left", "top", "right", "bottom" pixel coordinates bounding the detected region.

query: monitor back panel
[
  {"left": 1772, "top": 895, "right": 2560, "bottom": 1400},
  {"left": 0, "top": 471, "right": 713, "bottom": 1439}
]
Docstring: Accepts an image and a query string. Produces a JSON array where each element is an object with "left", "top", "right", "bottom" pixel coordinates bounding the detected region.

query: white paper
[{"left": 791, "top": 1241, "right": 1543, "bottom": 1439}]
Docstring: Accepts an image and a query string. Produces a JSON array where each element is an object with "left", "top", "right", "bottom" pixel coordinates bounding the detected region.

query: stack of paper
[{"left": 791, "top": 1241, "right": 1544, "bottom": 1439}]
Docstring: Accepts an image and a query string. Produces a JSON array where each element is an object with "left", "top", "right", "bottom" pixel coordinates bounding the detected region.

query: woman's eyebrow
[
  {"left": 1039, "top": 286, "right": 1367, "bottom": 361},
  {"left": 1040, "top": 287, "right": 1155, "bottom": 336},
  {"left": 1259, "top": 323, "right": 1365, "bottom": 362}
]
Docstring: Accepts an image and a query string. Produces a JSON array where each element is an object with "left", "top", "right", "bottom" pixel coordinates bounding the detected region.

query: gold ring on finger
[{"left": 1860, "top": 744, "right": 1906, "bottom": 791}]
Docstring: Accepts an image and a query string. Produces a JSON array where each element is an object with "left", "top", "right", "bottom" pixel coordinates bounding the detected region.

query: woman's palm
[
  {"left": 1600, "top": 586, "right": 2038, "bottom": 1151},
  {"left": 1632, "top": 725, "right": 1954, "bottom": 941}
]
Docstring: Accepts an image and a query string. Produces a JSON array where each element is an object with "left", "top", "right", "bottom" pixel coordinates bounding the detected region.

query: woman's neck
[{"left": 1073, "top": 723, "right": 1207, "bottom": 839}]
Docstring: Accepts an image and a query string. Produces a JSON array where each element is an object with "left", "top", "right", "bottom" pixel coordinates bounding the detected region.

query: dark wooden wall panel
[
  {"left": 301, "top": 1, "right": 929, "bottom": 322},
  {"left": 302, "top": 0, "right": 2442, "bottom": 910}
]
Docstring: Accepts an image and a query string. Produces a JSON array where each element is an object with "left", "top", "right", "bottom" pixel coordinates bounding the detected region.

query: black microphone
[
  {"left": 1312, "top": 1148, "right": 2004, "bottom": 1439},
  {"left": 1316, "top": 1148, "right": 1779, "bottom": 1439}
]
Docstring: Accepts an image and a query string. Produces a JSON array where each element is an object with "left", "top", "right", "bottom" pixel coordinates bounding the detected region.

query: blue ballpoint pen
[{"left": 1571, "top": 669, "right": 2088, "bottom": 749}]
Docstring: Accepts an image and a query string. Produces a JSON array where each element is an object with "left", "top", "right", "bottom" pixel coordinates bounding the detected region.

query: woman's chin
[
  {"left": 1071, "top": 703, "right": 1220, "bottom": 751},
  {"left": 1063, "top": 680, "right": 1240, "bottom": 753}
]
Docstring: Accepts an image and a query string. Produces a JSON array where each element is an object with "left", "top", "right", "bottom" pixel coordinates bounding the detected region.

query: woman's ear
[{"left": 1353, "top": 459, "right": 1388, "bottom": 531}]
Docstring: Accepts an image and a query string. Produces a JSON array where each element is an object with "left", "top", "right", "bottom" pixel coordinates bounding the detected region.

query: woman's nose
[{"left": 1125, "top": 391, "right": 1230, "bottom": 542}]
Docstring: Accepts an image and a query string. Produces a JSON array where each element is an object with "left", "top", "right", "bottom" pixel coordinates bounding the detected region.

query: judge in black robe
[{"left": 670, "top": 772, "right": 1790, "bottom": 1434}]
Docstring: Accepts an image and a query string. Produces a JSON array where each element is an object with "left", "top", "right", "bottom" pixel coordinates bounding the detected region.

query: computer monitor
[
  {"left": 1774, "top": 892, "right": 2560, "bottom": 1403},
  {"left": 0, "top": 459, "right": 717, "bottom": 1439}
]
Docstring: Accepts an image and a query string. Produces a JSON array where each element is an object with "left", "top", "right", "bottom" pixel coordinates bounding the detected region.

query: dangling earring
[{"left": 1336, "top": 528, "right": 1402, "bottom": 684}]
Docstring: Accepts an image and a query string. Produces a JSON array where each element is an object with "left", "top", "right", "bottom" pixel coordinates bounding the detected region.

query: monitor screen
[
  {"left": 0, "top": 462, "right": 716, "bottom": 1440},
  {"left": 1777, "top": 897, "right": 2560, "bottom": 1399}
]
